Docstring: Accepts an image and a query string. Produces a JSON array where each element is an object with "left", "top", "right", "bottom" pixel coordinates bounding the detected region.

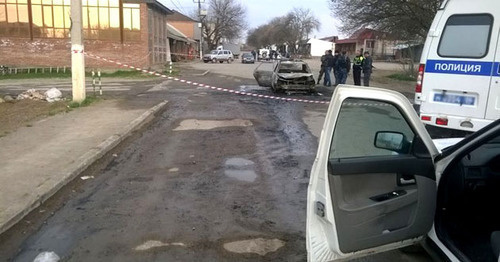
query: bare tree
[
  {"left": 202, "top": 0, "right": 247, "bottom": 50},
  {"left": 246, "top": 8, "right": 320, "bottom": 52},
  {"left": 328, "top": 0, "right": 440, "bottom": 40}
]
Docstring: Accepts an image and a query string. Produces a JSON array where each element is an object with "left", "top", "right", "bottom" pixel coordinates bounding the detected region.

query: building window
[
  {"left": 122, "top": 2, "right": 140, "bottom": 41},
  {"left": 31, "top": 0, "right": 71, "bottom": 38},
  {"left": 0, "top": 0, "right": 30, "bottom": 37},
  {"left": 0, "top": 0, "right": 141, "bottom": 41},
  {"left": 82, "top": 0, "right": 121, "bottom": 40}
]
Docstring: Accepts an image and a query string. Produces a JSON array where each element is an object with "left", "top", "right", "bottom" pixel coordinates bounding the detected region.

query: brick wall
[
  {"left": 0, "top": 3, "right": 152, "bottom": 69},
  {"left": 168, "top": 21, "right": 195, "bottom": 39}
]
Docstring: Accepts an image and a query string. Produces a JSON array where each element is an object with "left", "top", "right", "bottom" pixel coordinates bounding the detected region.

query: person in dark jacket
[
  {"left": 317, "top": 50, "right": 328, "bottom": 84},
  {"left": 362, "top": 51, "right": 374, "bottom": 86},
  {"left": 324, "top": 50, "right": 335, "bottom": 86},
  {"left": 352, "top": 49, "right": 364, "bottom": 86},
  {"left": 332, "top": 50, "right": 340, "bottom": 86},
  {"left": 336, "top": 51, "right": 350, "bottom": 84}
]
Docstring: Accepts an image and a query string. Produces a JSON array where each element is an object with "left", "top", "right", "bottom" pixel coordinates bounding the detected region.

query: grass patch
[
  {"left": 387, "top": 73, "right": 417, "bottom": 82},
  {"left": 69, "top": 96, "right": 100, "bottom": 108},
  {"left": 163, "top": 67, "right": 181, "bottom": 76},
  {"left": 99, "top": 70, "right": 155, "bottom": 78},
  {"left": 0, "top": 71, "right": 72, "bottom": 80},
  {"left": 0, "top": 69, "right": 156, "bottom": 80}
]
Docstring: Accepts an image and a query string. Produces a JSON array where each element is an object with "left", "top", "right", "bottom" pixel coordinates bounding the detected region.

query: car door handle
[
  {"left": 397, "top": 174, "right": 416, "bottom": 186},
  {"left": 399, "top": 177, "right": 416, "bottom": 185}
]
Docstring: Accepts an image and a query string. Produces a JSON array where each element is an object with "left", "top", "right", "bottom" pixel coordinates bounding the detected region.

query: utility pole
[
  {"left": 194, "top": 0, "right": 205, "bottom": 60},
  {"left": 71, "top": 0, "right": 85, "bottom": 102}
]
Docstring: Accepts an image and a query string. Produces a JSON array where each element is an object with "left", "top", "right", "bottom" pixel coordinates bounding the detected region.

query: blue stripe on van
[
  {"left": 425, "top": 60, "right": 493, "bottom": 76},
  {"left": 495, "top": 62, "right": 500, "bottom": 77}
]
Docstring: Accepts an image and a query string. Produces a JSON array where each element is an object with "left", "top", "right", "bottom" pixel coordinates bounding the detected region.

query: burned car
[{"left": 253, "top": 60, "right": 316, "bottom": 93}]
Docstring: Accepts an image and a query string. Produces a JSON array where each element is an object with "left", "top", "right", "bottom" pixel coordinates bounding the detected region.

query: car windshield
[
  {"left": 242, "top": 53, "right": 252, "bottom": 58},
  {"left": 210, "top": 50, "right": 218, "bottom": 54},
  {"left": 278, "top": 63, "right": 309, "bottom": 73}
]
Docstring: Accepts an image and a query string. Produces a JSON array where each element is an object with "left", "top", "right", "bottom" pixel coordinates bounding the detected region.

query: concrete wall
[{"left": 308, "top": 39, "right": 335, "bottom": 57}]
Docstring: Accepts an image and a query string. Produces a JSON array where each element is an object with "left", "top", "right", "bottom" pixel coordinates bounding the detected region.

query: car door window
[{"left": 330, "top": 98, "right": 415, "bottom": 159}]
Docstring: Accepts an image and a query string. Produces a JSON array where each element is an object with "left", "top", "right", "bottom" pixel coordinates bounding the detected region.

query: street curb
[
  {"left": 0, "top": 100, "right": 168, "bottom": 235},
  {"left": 194, "top": 70, "right": 210, "bottom": 76}
]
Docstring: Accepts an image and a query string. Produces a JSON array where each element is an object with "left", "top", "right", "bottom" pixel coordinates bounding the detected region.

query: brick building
[
  {"left": 334, "top": 28, "right": 399, "bottom": 60},
  {"left": 167, "top": 10, "right": 200, "bottom": 60},
  {"left": 0, "top": 0, "right": 173, "bottom": 69}
]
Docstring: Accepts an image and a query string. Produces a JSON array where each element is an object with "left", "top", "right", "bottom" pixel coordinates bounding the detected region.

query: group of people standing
[{"left": 318, "top": 49, "right": 373, "bottom": 87}]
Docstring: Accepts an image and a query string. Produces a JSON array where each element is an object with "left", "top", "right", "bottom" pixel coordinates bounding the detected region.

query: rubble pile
[
  {"left": 12, "top": 88, "right": 63, "bottom": 102},
  {"left": 17, "top": 89, "right": 45, "bottom": 100}
]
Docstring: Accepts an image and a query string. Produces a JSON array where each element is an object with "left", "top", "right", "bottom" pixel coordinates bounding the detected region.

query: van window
[{"left": 438, "top": 14, "right": 493, "bottom": 58}]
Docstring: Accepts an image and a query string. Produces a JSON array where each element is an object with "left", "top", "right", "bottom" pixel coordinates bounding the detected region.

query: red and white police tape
[{"left": 84, "top": 52, "right": 330, "bottom": 105}]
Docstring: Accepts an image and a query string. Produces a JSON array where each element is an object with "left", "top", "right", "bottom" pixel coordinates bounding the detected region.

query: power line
[
  {"left": 168, "top": 0, "right": 181, "bottom": 12},
  {"left": 175, "top": 0, "right": 187, "bottom": 14}
]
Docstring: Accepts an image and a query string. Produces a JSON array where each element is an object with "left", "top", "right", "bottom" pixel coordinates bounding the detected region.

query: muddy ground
[{"left": 0, "top": 69, "right": 431, "bottom": 261}]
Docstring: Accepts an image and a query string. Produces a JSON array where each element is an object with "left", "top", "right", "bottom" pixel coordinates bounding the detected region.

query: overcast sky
[{"left": 161, "top": 0, "right": 341, "bottom": 40}]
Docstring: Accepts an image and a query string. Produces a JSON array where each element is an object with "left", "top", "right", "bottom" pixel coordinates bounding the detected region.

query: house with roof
[
  {"left": 166, "top": 10, "right": 201, "bottom": 61},
  {"left": 334, "top": 28, "right": 399, "bottom": 59},
  {"left": 167, "top": 23, "right": 198, "bottom": 61}
]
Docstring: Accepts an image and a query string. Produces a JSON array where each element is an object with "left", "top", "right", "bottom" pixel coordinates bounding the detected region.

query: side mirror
[{"left": 374, "top": 131, "right": 407, "bottom": 153}]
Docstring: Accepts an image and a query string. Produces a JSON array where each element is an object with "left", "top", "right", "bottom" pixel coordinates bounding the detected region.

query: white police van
[{"left": 415, "top": 0, "right": 500, "bottom": 132}]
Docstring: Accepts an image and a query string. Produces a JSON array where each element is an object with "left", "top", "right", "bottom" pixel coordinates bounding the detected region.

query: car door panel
[
  {"left": 307, "top": 86, "right": 439, "bottom": 261},
  {"left": 329, "top": 172, "right": 436, "bottom": 253}
]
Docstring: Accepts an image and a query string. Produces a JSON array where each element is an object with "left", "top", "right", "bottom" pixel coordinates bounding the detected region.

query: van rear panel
[{"left": 417, "top": 0, "right": 500, "bottom": 131}]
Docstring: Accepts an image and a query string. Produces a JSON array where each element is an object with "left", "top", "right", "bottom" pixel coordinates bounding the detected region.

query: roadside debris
[
  {"left": 0, "top": 97, "right": 4, "bottom": 103},
  {"left": 17, "top": 89, "right": 45, "bottom": 101},
  {"left": 44, "top": 88, "right": 62, "bottom": 102},
  {"left": 33, "top": 251, "right": 60, "bottom": 262},
  {"left": 80, "top": 176, "right": 94, "bottom": 180},
  {"left": 15, "top": 88, "right": 63, "bottom": 102},
  {"left": 3, "top": 95, "right": 15, "bottom": 102}
]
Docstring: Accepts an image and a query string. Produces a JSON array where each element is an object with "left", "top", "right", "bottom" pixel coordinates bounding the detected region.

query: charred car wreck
[{"left": 253, "top": 60, "right": 316, "bottom": 93}]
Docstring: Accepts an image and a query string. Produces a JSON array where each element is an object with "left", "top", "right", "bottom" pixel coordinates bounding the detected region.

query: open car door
[
  {"left": 307, "top": 85, "right": 440, "bottom": 261},
  {"left": 253, "top": 61, "right": 277, "bottom": 87}
]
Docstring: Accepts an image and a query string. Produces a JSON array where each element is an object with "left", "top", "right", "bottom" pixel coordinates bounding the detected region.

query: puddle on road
[
  {"left": 193, "top": 92, "right": 207, "bottom": 97},
  {"left": 173, "top": 119, "right": 253, "bottom": 131},
  {"left": 226, "top": 157, "right": 254, "bottom": 167},
  {"left": 239, "top": 85, "right": 269, "bottom": 93},
  {"left": 225, "top": 170, "right": 257, "bottom": 182},
  {"left": 134, "top": 240, "right": 186, "bottom": 251},
  {"left": 223, "top": 238, "right": 285, "bottom": 256},
  {"left": 224, "top": 158, "right": 257, "bottom": 182}
]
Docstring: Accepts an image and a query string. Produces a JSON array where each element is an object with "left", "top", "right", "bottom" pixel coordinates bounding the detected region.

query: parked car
[
  {"left": 241, "top": 53, "right": 255, "bottom": 64},
  {"left": 203, "top": 50, "right": 234, "bottom": 63},
  {"left": 307, "top": 85, "right": 500, "bottom": 262},
  {"left": 253, "top": 60, "right": 315, "bottom": 93}
]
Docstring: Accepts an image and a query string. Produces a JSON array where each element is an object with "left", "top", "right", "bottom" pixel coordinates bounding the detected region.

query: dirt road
[{"left": 0, "top": 69, "right": 430, "bottom": 261}]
